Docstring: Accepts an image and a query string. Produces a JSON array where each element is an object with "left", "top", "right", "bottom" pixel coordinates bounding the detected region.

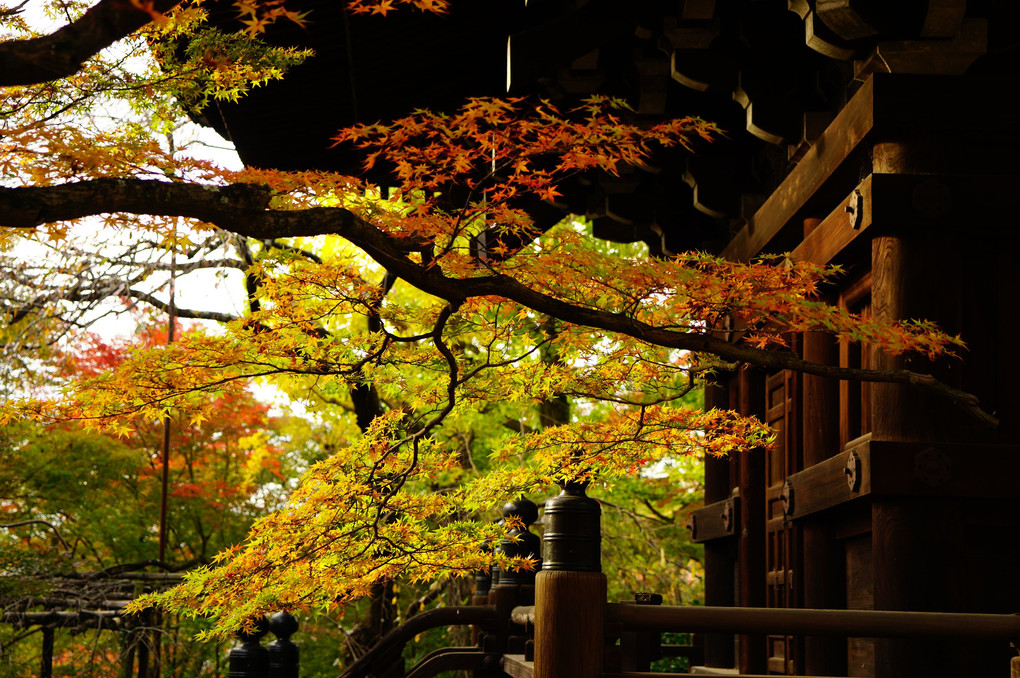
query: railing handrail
[
  {"left": 601, "top": 603, "right": 1020, "bottom": 639},
  {"left": 337, "top": 605, "right": 497, "bottom": 678}
]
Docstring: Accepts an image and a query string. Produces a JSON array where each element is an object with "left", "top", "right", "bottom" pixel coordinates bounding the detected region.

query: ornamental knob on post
[
  {"left": 534, "top": 481, "right": 606, "bottom": 678},
  {"left": 541, "top": 481, "right": 601, "bottom": 572},
  {"left": 228, "top": 616, "right": 271, "bottom": 678},
  {"left": 267, "top": 611, "right": 299, "bottom": 678},
  {"left": 473, "top": 542, "right": 493, "bottom": 607},
  {"left": 496, "top": 496, "right": 542, "bottom": 586}
]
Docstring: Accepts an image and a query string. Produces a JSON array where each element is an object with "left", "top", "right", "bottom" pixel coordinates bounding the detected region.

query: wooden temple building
[{"left": 202, "top": 1, "right": 1020, "bottom": 676}]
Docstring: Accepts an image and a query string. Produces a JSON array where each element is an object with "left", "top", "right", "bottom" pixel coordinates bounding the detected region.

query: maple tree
[
  {"left": 0, "top": 324, "right": 301, "bottom": 676},
  {"left": 0, "top": 0, "right": 994, "bottom": 649}
]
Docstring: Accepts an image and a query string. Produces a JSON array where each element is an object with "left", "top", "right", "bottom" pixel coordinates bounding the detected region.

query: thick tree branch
[
  {"left": 0, "top": 179, "right": 428, "bottom": 250},
  {"left": 0, "top": 178, "right": 997, "bottom": 427},
  {"left": 4, "top": 278, "right": 240, "bottom": 324},
  {"left": 0, "top": 0, "right": 182, "bottom": 86},
  {"left": 0, "top": 519, "right": 71, "bottom": 551},
  {"left": 123, "top": 288, "right": 240, "bottom": 323}
]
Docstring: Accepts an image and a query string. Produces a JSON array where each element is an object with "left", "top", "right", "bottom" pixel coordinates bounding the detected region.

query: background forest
[{"left": 0, "top": 0, "right": 977, "bottom": 676}]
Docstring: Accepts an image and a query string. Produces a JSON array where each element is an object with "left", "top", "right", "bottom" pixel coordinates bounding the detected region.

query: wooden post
[
  {"left": 534, "top": 483, "right": 606, "bottom": 678},
  {"left": 800, "top": 331, "right": 845, "bottom": 675},
  {"left": 136, "top": 628, "right": 150, "bottom": 678},
  {"left": 871, "top": 233, "right": 923, "bottom": 677},
  {"left": 870, "top": 231, "right": 977, "bottom": 676},
  {"left": 40, "top": 627, "right": 54, "bottom": 678},
  {"left": 496, "top": 497, "right": 540, "bottom": 658},
  {"left": 472, "top": 564, "right": 492, "bottom": 607},
  {"left": 703, "top": 381, "right": 736, "bottom": 669},
  {"left": 736, "top": 367, "right": 766, "bottom": 674}
]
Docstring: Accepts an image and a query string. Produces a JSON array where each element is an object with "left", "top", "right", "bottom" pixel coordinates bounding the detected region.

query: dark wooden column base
[{"left": 533, "top": 570, "right": 606, "bottom": 678}]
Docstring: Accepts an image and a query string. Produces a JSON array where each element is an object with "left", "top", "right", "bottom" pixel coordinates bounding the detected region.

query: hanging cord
[{"left": 157, "top": 225, "right": 178, "bottom": 565}]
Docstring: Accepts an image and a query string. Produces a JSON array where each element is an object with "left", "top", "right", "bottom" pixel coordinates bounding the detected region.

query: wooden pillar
[
  {"left": 703, "top": 381, "right": 736, "bottom": 669},
  {"left": 534, "top": 483, "right": 606, "bottom": 678},
  {"left": 869, "top": 232, "right": 976, "bottom": 676},
  {"left": 871, "top": 233, "right": 923, "bottom": 677},
  {"left": 736, "top": 367, "right": 766, "bottom": 674},
  {"left": 801, "top": 333, "right": 839, "bottom": 466},
  {"left": 800, "top": 331, "right": 845, "bottom": 675},
  {"left": 870, "top": 235, "right": 917, "bottom": 442}
]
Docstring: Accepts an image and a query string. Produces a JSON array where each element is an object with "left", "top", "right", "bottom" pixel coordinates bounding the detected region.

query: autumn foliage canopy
[{"left": 0, "top": 0, "right": 975, "bottom": 637}]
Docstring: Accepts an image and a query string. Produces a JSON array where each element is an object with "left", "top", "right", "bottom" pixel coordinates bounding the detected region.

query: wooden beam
[
  {"left": 784, "top": 440, "right": 1020, "bottom": 520},
  {"left": 869, "top": 442, "right": 1020, "bottom": 498},
  {"left": 791, "top": 175, "right": 872, "bottom": 265},
  {"left": 2, "top": 610, "right": 123, "bottom": 630},
  {"left": 783, "top": 438, "right": 872, "bottom": 520},
  {"left": 723, "top": 77, "right": 876, "bottom": 261},
  {"left": 607, "top": 603, "right": 1020, "bottom": 638},
  {"left": 725, "top": 74, "right": 1020, "bottom": 263},
  {"left": 854, "top": 19, "right": 986, "bottom": 80},
  {"left": 792, "top": 172, "right": 1020, "bottom": 268},
  {"left": 688, "top": 497, "right": 739, "bottom": 543}
]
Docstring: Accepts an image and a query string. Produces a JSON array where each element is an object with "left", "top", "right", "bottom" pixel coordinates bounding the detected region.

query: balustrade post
[
  {"left": 534, "top": 481, "right": 606, "bottom": 678},
  {"left": 495, "top": 497, "right": 541, "bottom": 659},
  {"left": 267, "top": 612, "right": 299, "bottom": 678},
  {"left": 472, "top": 544, "right": 494, "bottom": 655},
  {"left": 228, "top": 617, "right": 270, "bottom": 678},
  {"left": 40, "top": 627, "right": 54, "bottom": 678},
  {"left": 496, "top": 496, "right": 541, "bottom": 591},
  {"left": 473, "top": 543, "right": 492, "bottom": 607}
]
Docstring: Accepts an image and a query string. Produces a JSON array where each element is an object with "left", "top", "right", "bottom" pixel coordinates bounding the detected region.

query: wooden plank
[
  {"left": 502, "top": 654, "right": 534, "bottom": 678},
  {"left": 689, "top": 497, "right": 738, "bottom": 543},
  {"left": 722, "top": 77, "right": 876, "bottom": 261}
]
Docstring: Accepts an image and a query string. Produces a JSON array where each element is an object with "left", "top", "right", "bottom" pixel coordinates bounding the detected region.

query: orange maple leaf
[{"left": 371, "top": 0, "right": 395, "bottom": 15}]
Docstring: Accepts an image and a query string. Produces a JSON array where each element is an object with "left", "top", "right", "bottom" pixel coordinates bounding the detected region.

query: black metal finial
[
  {"left": 541, "top": 481, "right": 601, "bottom": 572},
  {"left": 473, "top": 542, "right": 493, "bottom": 601},
  {"left": 267, "top": 612, "right": 300, "bottom": 678},
  {"left": 228, "top": 616, "right": 271, "bottom": 678},
  {"left": 496, "top": 496, "right": 543, "bottom": 585}
]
